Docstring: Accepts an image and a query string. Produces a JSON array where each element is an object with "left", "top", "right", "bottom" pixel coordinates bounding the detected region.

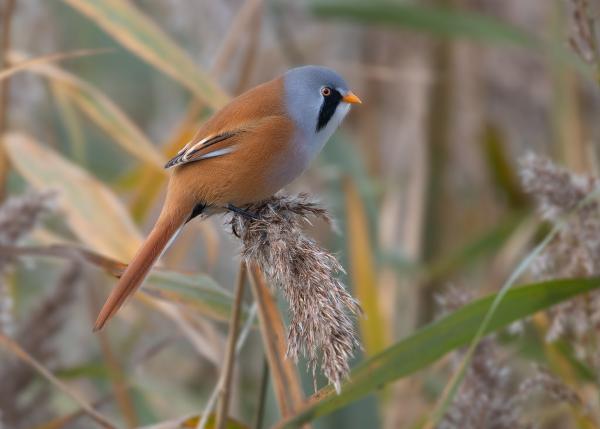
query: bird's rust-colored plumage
[{"left": 94, "top": 77, "right": 296, "bottom": 330}]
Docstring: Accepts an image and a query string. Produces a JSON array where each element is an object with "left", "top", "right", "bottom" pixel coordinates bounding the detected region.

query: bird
[{"left": 94, "top": 65, "right": 361, "bottom": 331}]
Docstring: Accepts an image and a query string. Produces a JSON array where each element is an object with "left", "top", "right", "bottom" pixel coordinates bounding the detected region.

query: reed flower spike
[{"left": 229, "top": 193, "right": 361, "bottom": 392}]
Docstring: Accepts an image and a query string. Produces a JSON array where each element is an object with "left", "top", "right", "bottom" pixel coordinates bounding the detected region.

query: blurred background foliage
[{"left": 1, "top": 0, "right": 600, "bottom": 428}]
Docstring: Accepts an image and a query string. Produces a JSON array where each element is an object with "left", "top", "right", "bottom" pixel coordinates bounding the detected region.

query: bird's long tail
[{"left": 93, "top": 206, "right": 192, "bottom": 331}]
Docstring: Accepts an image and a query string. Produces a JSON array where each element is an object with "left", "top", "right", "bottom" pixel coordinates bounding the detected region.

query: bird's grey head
[{"left": 283, "top": 66, "right": 360, "bottom": 145}]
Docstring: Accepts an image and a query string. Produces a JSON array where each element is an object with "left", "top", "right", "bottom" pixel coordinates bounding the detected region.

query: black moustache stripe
[{"left": 316, "top": 89, "right": 342, "bottom": 132}]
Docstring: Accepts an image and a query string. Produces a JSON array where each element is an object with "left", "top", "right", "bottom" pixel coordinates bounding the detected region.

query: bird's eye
[{"left": 321, "top": 87, "right": 332, "bottom": 97}]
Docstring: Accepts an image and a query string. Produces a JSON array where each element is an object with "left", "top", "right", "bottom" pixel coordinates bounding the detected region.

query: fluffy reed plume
[
  {"left": 567, "top": 0, "right": 600, "bottom": 64},
  {"left": 229, "top": 193, "right": 361, "bottom": 392},
  {"left": 0, "top": 190, "right": 58, "bottom": 336},
  {"left": 0, "top": 188, "right": 80, "bottom": 428},
  {"left": 436, "top": 286, "right": 523, "bottom": 428},
  {"left": 520, "top": 153, "right": 600, "bottom": 367},
  {"left": 441, "top": 355, "right": 584, "bottom": 429},
  {"left": 438, "top": 286, "right": 583, "bottom": 429},
  {"left": 0, "top": 262, "right": 82, "bottom": 428},
  {"left": 439, "top": 339, "right": 524, "bottom": 429}
]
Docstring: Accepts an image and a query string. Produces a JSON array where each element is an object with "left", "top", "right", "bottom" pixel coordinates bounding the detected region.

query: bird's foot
[{"left": 227, "top": 204, "right": 259, "bottom": 220}]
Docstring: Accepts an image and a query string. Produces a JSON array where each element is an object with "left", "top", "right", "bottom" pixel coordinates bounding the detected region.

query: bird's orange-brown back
[
  {"left": 167, "top": 76, "right": 298, "bottom": 207},
  {"left": 190, "top": 77, "right": 288, "bottom": 142}
]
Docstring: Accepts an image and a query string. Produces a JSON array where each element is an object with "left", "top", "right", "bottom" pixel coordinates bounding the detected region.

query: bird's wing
[
  {"left": 165, "top": 77, "right": 287, "bottom": 170},
  {"left": 164, "top": 130, "right": 242, "bottom": 169}
]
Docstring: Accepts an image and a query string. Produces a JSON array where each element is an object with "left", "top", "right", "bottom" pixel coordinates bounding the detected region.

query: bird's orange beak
[{"left": 342, "top": 91, "right": 362, "bottom": 104}]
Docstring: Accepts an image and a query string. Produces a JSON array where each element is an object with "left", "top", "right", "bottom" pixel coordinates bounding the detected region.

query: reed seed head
[
  {"left": 520, "top": 153, "right": 600, "bottom": 374},
  {"left": 229, "top": 193, "right": 361, "bottom": 392}
]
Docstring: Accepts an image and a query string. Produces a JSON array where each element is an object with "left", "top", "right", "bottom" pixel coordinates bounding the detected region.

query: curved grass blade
[
  {"left": 146, "top": 270, "right": 241, "bottom": 323},
  {"left": 61, "top": 0, "right": 229, "bottom": 109},
  {"left": 3, "top": 132, "right": 142, "bottom": 260},
  {"left": 8, "top": 51, "right": 165, "bottom": 170},
  {"left": 0, "top": 243, "right": 239, "bottom": 323},
  {"left": 423, "top": 227, "right": 558, "bottom": 428},
  {"left": 0, "top": 48, "right": 113, "bottom": 81},
  {"left": 275, "top": 276, "right": 600, "bottom": 428},
  {"left": 423, "top": 185, "right": 600, "bottom": 428}
]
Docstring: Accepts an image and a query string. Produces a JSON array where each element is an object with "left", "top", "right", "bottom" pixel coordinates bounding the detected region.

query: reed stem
[
  {"left": 253, "top": 357, "right": 269, "bottom": 429},
  {"left": 215, "top": 260, "right": 247, "bottom": 429}
]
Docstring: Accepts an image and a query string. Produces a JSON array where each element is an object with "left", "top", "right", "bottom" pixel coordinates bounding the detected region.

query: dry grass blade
[
  {"left": 344, "top": 179, "right": 386, "bottom": 355},
  {"left": 0, "top": 48, "right": 113, "bottom": 81},
  {"left": 0, "top": 0, "right": 16, "bottom": 201},
  {"left": 211, "top": 0, "right": 263, "bottom": 77},
  {"left": 7, "top": 50, "right": 165, "bottom": 170},
  {"left": 0, "top": 243, "right": 127, "bottom": 277},
  {"left": 3, "top": 132, "right": 143, "bottom": 260},
  {"left": 247, "top": 264, "right": 306, "bottom": 418},
  {"left": 61, "top": 0, "right": 229, "bottom": 109},
  {"left": 0, "top": 241, "right": 228, "bottom": 364},
  {"left": 0, "top": 333, "right": 117, "bottom": 428},
  {"left": 0, "top": 242, "right": 238, "bottom": 328}
]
